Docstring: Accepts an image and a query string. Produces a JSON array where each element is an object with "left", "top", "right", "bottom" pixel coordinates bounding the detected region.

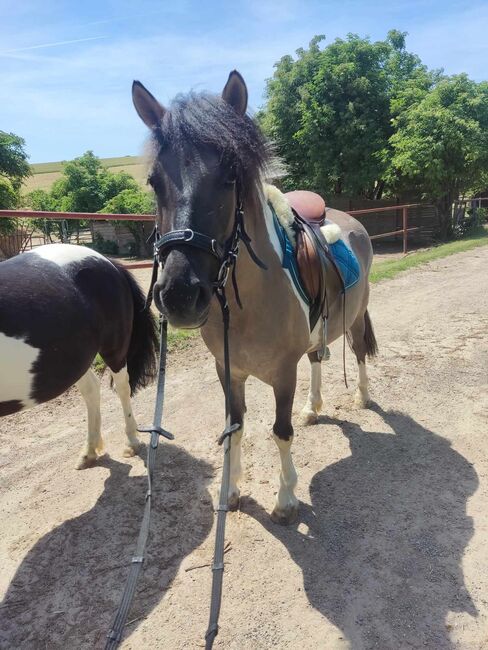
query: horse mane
[{"left": 149, "top": 92, "right": 283, "bottom": 210}]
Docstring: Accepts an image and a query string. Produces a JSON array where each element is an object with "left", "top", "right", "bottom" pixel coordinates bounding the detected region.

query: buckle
[{"left": 183, "top": 229, "right": 194, "bottom": 242}]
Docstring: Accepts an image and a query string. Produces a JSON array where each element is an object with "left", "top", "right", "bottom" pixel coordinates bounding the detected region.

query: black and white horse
[{"left": 0, "top": 244, "right": 157, "bottom": 468}]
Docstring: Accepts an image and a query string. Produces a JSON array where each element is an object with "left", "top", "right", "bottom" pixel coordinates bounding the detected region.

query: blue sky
[{"left": 1, "top": 0, "right": 487, "bottom": 163}]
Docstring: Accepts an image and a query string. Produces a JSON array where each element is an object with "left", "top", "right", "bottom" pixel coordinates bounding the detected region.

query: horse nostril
[{"left": 195, "top": 282, "right": 211, "bottom": 312}]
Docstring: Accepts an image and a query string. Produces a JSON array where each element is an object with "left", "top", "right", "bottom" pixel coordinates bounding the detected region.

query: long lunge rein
[{"left": 105, "top": 188, "right": 264, "bottom": 649}]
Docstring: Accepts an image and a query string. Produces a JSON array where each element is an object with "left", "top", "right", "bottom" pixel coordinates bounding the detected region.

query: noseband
[{"left": 146, "top": 186, "right": 267, "bottom": 311}]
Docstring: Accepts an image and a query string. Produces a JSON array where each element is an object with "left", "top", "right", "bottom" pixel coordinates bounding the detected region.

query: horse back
[{"left": 0, "top": 245, "right": 132, "bottom": 413}]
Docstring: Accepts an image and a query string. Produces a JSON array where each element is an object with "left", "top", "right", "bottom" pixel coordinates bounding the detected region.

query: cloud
[{"left": 0, "top": 36, "right": 108, "bottom": 55}]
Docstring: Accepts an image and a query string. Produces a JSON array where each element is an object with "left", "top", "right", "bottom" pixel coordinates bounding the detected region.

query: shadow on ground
[
  {"left": 245, "top": 406, "right": 478, "bottom": 649},
  {"left": 0, "top": 445, "right": 213, "bottom": 649}
]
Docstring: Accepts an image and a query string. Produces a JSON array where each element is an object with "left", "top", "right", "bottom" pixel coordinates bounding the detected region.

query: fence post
[{"left": 403, "top": 207, "right": 408, "bottom": 254}]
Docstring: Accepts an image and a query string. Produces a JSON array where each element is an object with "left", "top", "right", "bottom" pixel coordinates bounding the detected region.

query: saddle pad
[{"left": 328, "top": 236, "right": 360, "bottom": 291}]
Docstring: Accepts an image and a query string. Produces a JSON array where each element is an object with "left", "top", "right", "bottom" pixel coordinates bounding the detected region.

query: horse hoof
[
  {"left": 354, "top": 391, "right": 370, "bottom": 409},
  {"left": 271, "top": 503, "right": 299, "bottom": 526},
  {"left": 75, "top": 454, "right": 98, "bottom": 470},
  {"left": 228, "top": 492, "right": 240, "bottom": 512},
  {"left": 300, "top": 409, "right": 319, "bottom": 425},
  {"left": 123, "top": 445, "right": 137, "bottom": 458}
]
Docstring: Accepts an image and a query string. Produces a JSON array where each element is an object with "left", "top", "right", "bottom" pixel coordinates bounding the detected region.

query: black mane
[{"left": 152, "top": 93, "right": 273, "bottom": 196}]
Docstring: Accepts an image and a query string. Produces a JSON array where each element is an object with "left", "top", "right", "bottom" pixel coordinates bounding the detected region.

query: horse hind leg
[
  {"left": 300, "top": 351, "right": 323, "bottom": 425},
  {"left": 76, "top": 368, "right": 103, "bottom": 469},
  {"left": 349, "top": 309, "right": 378, "bottom": 408},
  {"left": 110, "top": 365, "right": 141, "bottom": 457}
]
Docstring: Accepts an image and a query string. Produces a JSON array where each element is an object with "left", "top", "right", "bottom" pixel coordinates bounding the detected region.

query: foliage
[
  {"left": 0, "top": 131, "right": 30, "bottom": 234},
  {"left": 387, "top": 75, "right": 488, "bottom": 238},
  {"left": 101, "top": 188, "right": 155, "bottom": 257},
  {"left": 24, "top": 151, "right": 152, "bottom": 248},
  {"left": 260, "top": 31, "right": 436, "bottom": 198}
]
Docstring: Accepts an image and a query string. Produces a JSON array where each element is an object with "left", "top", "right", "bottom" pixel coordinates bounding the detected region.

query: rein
[{"left": 105, "top": 189, "right": 265, "bottom": 649}]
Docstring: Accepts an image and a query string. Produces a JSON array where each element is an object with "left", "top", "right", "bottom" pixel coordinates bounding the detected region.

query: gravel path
[{"left": 1, "top": 247, "right": 487, "bottom": 649}]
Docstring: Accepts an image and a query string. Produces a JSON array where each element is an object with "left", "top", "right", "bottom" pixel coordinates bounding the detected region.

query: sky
[{"left": 1, "top": 0, "right": 487, "bottom": 163}]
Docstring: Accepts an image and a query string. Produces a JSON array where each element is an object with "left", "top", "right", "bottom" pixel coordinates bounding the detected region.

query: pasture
[
  {"left": 24, "top": 156, "right": 147, "bottom": 192},
  {"left": 1, "top": 246, "right": 487, "bottom": 649}
]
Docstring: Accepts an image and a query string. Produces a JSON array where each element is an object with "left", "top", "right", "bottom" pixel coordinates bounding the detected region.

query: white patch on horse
[
  {"left": 262, "top": 201, "right": 310, "bottom": 332},
  {"left": 0, "top": 332, "right": 39, "bottom": 409},
  {"left": 27, "top": 243, "right": 107, "bottom": 267},
  {"left": 301, "top": 361, "right": 323, "bottom": 424}
]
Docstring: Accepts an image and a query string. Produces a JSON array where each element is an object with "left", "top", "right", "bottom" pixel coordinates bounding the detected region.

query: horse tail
[
  {"left": 118, "top": 265, "right": 158, "bottom": 395},
  {"left": 364, "top": 309, "right": 378, "bottom": 359}
]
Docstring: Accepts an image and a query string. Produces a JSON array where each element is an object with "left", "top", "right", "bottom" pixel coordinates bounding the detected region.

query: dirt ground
[{"left": 1, "top": 247, "right": 487, "bottom": 650}]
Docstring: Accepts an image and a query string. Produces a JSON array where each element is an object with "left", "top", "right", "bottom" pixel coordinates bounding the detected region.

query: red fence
[
  {"left": 348, "top": 204, "right": 422, "bottom": 254},
  {"left": 0, "top": 202, "right": 430, "bottom": 265}
]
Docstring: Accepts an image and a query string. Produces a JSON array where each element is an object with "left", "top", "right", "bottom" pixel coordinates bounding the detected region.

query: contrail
[{"left": 1, "top": 36, "right": 107, "bottom": 55}]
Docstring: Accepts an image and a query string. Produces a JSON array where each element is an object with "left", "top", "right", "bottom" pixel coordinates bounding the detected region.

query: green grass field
[{"left": 24, "top": 155, "right": 147, "bottom": 193}]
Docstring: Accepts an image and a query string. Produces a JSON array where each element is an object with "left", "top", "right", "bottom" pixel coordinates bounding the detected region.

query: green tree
[
  {"left": 387, "top": 75, "right": 488, "bottom": 239},
  {"left": 260, "top": 32, "right": 437, "bottom": 199},
  {"left": 0, "top": 131, "right": 30, "bottom": 234},
  {"left": 36, "top": 151, "right": 143, "bottom": 242},
  {"left": 101, "top": 187, "right": 155, "bottom": 256}
]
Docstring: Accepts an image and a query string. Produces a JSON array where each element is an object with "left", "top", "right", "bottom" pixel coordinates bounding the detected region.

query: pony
[
  {"left": 0, "top": 244, "right": 157, "bottom": 468},
  {"left": 132, "top": 71, "right": 377, "bottom": 524}
]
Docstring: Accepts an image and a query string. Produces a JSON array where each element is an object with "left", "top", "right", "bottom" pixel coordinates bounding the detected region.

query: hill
[{"left": 24, "top": 155, "right": 147, "bottom": 193}]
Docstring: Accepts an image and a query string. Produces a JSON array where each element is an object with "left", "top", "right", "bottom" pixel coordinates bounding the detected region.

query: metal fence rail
[{"left": 0, "top": 199, "right": 455, "bottom": 261}]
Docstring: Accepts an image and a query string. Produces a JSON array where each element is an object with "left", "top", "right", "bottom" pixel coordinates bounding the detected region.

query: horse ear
[
  {"left": 132, "top": 81, "right": 166, "bottom": 129},
  {"left": 222, "top": 70, "right": 248, "bottom": 116}
]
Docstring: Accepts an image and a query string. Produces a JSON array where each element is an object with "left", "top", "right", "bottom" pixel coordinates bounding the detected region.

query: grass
[
  {"left": 92, "top": 326, "right": 197, "bottom": 374},
  {"left": 24, "top": 156, "right": 147, "bottom": 193},
  {"left": 370, "top": 226, "right": 488, "bottom": 284}
]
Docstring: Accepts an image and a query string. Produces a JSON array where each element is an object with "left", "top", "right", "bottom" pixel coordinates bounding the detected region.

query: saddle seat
[{"left": 284, "top": 190, "right": 326, "bottom": 226}]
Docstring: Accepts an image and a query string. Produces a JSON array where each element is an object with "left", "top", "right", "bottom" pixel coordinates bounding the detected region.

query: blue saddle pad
[{"left": 329, "top": 238, "right": 360, "bottom": 291}]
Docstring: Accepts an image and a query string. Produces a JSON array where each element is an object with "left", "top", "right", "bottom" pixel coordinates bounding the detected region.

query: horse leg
[
  {"left": 300, "top": 351, "right": 323, "bottom": 425},
  {"left": 216, "top": 362, "right": 246, "bottom": 511},
  {"left": 349, "top": 309, "right": 377, "bottom": 408},
  {"left": 271, "top": 365, "right": 299, "bottom": 525},
  {"left": 110, "top": 365, "right": 141, "bottom": 457},
  {"left": 76, "top": 368, "right": 103, "bottom": 469}
]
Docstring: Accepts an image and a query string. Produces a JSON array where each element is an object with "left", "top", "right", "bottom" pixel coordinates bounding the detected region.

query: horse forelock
[{"left": 148, "top": 92, "right": 280, "bottom": 208}]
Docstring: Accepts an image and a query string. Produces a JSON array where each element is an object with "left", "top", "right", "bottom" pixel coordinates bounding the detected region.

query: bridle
[{"left": 147, "top": 184, "right": 267, "bottom": 312}]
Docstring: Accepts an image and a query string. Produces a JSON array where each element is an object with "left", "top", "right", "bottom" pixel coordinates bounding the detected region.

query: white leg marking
[
  {"left": 301, "top": 361, "right": 323, "bottom": 425},
  {"left": 228, "top": 425, "right": 244, "bottom": 510},
  {"left": 272, "top": 434, "right": 298, "bottom": 521},
  {"left": 0, "top": 332, "right": 40, "bottom": 409},
  {"left": 110, "top": 365, "right": 140, "bottom": 457},
  {"left": 354, "top": 361, "right": 370, "bottom": 408},
  {"left": 76, "top": 368, "right": 102, "bottom": 469}
]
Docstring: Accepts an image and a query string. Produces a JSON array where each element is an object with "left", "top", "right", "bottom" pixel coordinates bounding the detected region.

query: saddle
[{"left": 284, "top": 191, "right": 345, "bottom": 331}]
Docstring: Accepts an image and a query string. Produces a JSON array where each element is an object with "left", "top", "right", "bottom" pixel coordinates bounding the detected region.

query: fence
[{"left": 0, "top": 201, "right": 440, "bottom": 264}]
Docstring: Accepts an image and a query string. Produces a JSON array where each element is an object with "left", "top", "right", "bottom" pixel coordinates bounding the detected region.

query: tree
[
  {"left": 260, "top": 32, "right": 438, "bottom": 199},
  {"left": 0, "top": 131, "right": 30, "bottom": 234},
  {"left": 387, "top": 75, "right": 488, "bottom": 238},
  {"left": 31, "top": 151, "right": 143, "bottom": 242},
  {"left": 101, "top": 188, "right": 155, "bottom": 256}
]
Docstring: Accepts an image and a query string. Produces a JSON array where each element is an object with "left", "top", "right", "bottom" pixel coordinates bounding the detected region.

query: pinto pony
[
  {"left": 0, "top": 244, "right": 157, "bottom": 468},
  {"left": 132, "top": 71, "right": 378, "bottom": 524}
]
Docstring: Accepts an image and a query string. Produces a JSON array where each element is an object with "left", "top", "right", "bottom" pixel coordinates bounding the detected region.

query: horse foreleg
[
  {"left": 271, "top": 365, "right": 299, "bottom": 525},
  {"left": 76, "top": 368, "right": 103, "bottom": 469},
  {"left": 216, "top": 362, "right": 247, "bottom": 511},
  {"left": 110, "top": 365, "right": 141, "bottom": 457},
  {"left": 300, "top": 351, "right": 323, "bottom": 425}
]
